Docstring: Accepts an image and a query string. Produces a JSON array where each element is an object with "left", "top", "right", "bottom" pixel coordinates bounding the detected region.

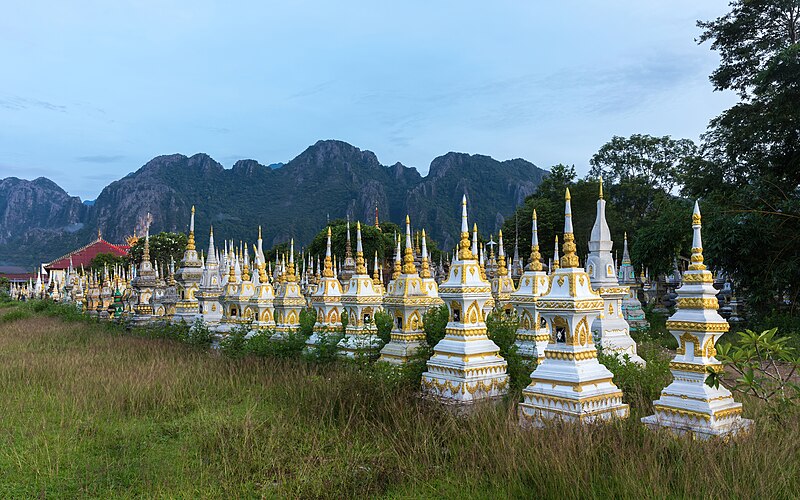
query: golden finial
[
  {"left": 552, "top": 235, "right": 560, "bottom": 272},
  {"left": 458, "top": 194, "right": 473, "bottom": 260},
  {"left": 402, "top": 215, "right": 417, "bottom": 274},
  {"left": 529, "top": 209, "right": 542, "bottom": 271},
  {"left": 355, "top": 222, "right": 367, "bottom": 275},
  {"left": 323, "top": 227, "right": 334, "bottom": 278},
  {"left": 392, "top": 233, "right": 402, "bottom": 279},
  {"left": 560, "top": 188, "right": 579, "bottom": 268},
  {"left": 372, "top": 251, "right": 381, "bottom": 285},
  {"left": 599, "top": 176, "right": 604, "bottom": 199},
  {"left": 688, "top": 200, "right": 706, "bottom": 271},
  {"left": 420, "top": 228, "right": 432, "bottom": 278},
  {"left": 497, "top": 229, "right": 508, "bottom": 276}
]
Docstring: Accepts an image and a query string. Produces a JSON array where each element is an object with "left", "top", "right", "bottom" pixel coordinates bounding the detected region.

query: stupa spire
[
  {"left": 689, "top": 201, "right": 706, "bottom": 271},
  {"left": 322, "top": 227, "right": 334, "bottom": 278},
  {"left": 372, "top": 251, "right": 381, "bottom": 285},
  {"left": 187, "top": 205, "right": 196, "bottom": 251},
  {"left": 497, "top": 230, "right": 508, "bottom": 276},
  {"left": 393, "top": 233, "right": 402, "bottom": 279},
  {"left": 458, "top": 195, "right": 472, "bottom": 259},
  {"left": 403, "top": 215, "right": 416, "bottom": 274},
  {"left": 420, "top": 229, "right": 432, "bottom": 278},
  {"left": 560, "top": 188, "right": 579, "bottom": 268},
  {"left": 529, "top": 209, "right": 543, "bottom": 271},
  {"left": 471, "top": 223, "right": 479, "bottom": 259},
  {"left": 355, "top": 222, "right": 367, "bottom": 275},
  {"left": 552, "top": 235, "right": 560, "bottom": 272}
]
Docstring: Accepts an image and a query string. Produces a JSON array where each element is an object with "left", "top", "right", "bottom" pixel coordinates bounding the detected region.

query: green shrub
[
  {"left": 423, "top": 305, "right": 448, "bottom": 347},
  {"left": 220, "top": 322, "right": 252, "bottom": 358},
  {"left": 307, "top": 330, "right": 345, "bottom": 364},
  {"left": 374, "top": 310, "right": 392, "bottom": 346},
  {"left": 298, "top": 307, "right": 316, "bottom": 338},
  {"left": 486, "top": 310, "right": 532, "bottom": 393},
  {"left": 0, "top": 308, "right": 32, "bottom": 323},
  {"left": 186, "top": 318, "right": 214, "bottom": 348},
  {"left": 709, "top": 328, "right": 800, "bottom": 419},
  {"left": 598, "top": 343, "right": 671, "bottom": 411}
]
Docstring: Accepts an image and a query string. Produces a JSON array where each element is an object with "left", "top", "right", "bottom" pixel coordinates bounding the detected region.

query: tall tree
[
  {"left": 683, "top": 1, "right": 800, "bottom": 315},
  {"left": 126, "top": 232, "right": 187, "bottom": 273}
]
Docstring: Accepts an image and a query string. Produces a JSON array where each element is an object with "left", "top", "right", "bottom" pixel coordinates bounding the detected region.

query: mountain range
[{"left": 0, "top": 140, "right": 548, "bottom": 268}]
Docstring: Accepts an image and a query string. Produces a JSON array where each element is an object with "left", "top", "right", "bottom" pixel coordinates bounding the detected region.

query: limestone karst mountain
[{"left": 0, "top": 140, "right": 547, "bottom": 267}]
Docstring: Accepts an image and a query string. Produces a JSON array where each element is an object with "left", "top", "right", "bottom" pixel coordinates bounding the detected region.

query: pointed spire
[
  {"left": 287, "top": 238, "right": 297, "bottom": 280},
  {"left": 622, "top": 232, "right": 631, "bottom": 264},
  {"left": 242, "top": 246, "right": 251, "bottom": 281},
  {"left": 323, "top": 227, "right": 334, "bottom": 277},
  {"left": 393, "top": 232, "right": 402, "bottom": 279},
  {"left": 403, "top": 215, "right": 416, "bottom": 274},
  {"left": 353, "top": 221, "right": 367, "bottom": 275},
  {"left": 599, "top": 176, "right": 604, "bottom": 199},
  {"left": 186, "top": 205, "right": 196, "bottom": 251},
  {"left": 458, "top": 194, "right": 473, "bottom": 259},
  {"left": 373, "top": 251, "right": 381, "bottom": 285},
  {"left": 552, "top": 235, "right": 560, "bottom": 272},
  {"left": 420, "top": 229, "right": 432, "bottom": 278},
  {"left": 560, "top": 188, "right": 579, "bottom": 268},
  {"left": 689, "top": 201, "right": 706, "bottom": 271},
  {"left": 528, "top": 209, "right": 543, "bottom": 271},
  {"left": 497, "top": 230, "right": 508, "bottom": 276},
  {"left": 471, "top": 223, "right": 479, "bottom": 258}
]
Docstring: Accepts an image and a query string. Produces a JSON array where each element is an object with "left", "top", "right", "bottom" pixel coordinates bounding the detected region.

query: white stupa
[
  {"left": 585, "top": 178, "right": 644, "bottom": 365},
  {"left": 421, "top": 195, "right": 509, "bottom": 404},
  {"left": 519, "top": 188, "right": 629, "bottom": 425},
  {"left": 307, "top": 227, "right": 344, "bottom": 348},
  {"left": 510, "top": 209, "right": 550, "bottom": 361},
  {"left": 339, "top": 221, "right": 384, "bottom": 356},
  {"left": 642, "top": 201, "right": 752, "bottom": 438}
]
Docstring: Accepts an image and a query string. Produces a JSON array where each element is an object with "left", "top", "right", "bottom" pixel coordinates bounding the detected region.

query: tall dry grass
[{"left": 0, "top": 315, "right": 797, "bottom": 498}]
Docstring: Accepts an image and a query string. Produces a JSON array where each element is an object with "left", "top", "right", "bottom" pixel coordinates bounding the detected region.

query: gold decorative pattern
[
  {"left": 676, "top": 297, "right": 719, "bottom": 310},
  {"left": 669, "top": 361, "right": 724, "bottom": 374},
  {"left": 666, "top": 320, "right": 729, "bottom": 333}
]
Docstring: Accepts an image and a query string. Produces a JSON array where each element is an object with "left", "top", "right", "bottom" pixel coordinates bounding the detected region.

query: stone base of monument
[
  {"left": 641, "top": 394, "right": 753, "bottom": 440},
  {"left": 421, "top": 338, "right": 509, "bottom": 405},
  {"left": 518, "top": 355, "right": 629, "bottom": 426},
  {"left": 379, "top": 334, "right": 425, "bottom": 364}
]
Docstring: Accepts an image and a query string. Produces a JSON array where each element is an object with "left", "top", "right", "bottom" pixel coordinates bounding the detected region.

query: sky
[{"left": 0, "top": 1, "right": 737, "bottom": 201}]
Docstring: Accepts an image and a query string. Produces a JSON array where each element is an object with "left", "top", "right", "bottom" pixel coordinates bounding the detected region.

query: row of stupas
[{"left": 18, "top": 183, "right": 750, "bottom": 438}]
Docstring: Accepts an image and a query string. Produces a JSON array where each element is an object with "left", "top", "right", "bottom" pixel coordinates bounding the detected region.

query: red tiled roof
[
  {"left": 0, "top": 273, "right": 38, "bottom": 282},
  {"left": 44, "top": 238, "right": 130, "bottom": 270}
]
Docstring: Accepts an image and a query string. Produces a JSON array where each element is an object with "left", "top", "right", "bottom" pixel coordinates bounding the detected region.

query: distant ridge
[{"left": 0, "top": 140, "right": 547, "bottom": 267}]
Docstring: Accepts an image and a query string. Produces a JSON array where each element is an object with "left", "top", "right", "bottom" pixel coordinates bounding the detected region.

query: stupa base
[
  {"left": 421, "top": 371, "right": 509, "bottom": 404},
  {"left": 641, "top": 411, "right": 752, "bottom": 440}
]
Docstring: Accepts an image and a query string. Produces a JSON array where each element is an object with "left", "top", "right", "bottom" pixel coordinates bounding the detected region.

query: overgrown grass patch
[{"left": 0, "top": 313, "right": 798, "bottom": 497}]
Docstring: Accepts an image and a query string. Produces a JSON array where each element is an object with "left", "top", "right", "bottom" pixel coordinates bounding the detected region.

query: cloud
[
  {"left": 288, "top": 80, "right": 336, "bottom": 99},
  {"left": 0, "top": 95, "right": 67, "bottom": 112},
  {"left": 76, "top": 155, "right": 126, "bottom": 163}
]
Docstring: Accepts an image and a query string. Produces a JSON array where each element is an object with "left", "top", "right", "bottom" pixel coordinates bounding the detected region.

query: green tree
[
  {"left": 589, "top": 134, "right": 697, "bottom": 193},
  {"left": 88, "top": 252, "right": 126, "bottom": 273},
  {"left": 683, "top": 1, "right": 800, "bottom": 315},
  {"left": 126, "top": 232, "right": 187, "bottom": 272}
]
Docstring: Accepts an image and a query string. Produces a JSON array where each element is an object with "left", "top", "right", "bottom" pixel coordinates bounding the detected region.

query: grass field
[{"left": 0, "top": 307, "right": 798, "bottom": 498}]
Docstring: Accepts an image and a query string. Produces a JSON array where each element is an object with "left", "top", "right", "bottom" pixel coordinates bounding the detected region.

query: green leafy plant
[
  {"left": 422, "top": 305, "right": 449, "bottom": 348},
  {"left": 374, "top": 310, "right": 392, "bottom": 346},
  {"left": 220, "top": 322, "right": 252, "bottom": 358},
  {"left": 486, "top": 310, "right": 531, "bottom": 392},
  {"left": 707, "top": 328, "right": 800, "bottom": 416}
]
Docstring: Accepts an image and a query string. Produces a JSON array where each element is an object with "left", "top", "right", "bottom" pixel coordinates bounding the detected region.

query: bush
[
  {"left": 246, "top": 329, "right": 307, "bottom": 359},
  {"left": 598, "top": 343, "right": 671, "bottom": 411},
  {"left": 709, "top": 328, "right": 800, "bottom": 419},
  {"left": 298, "top": 307, "right": 316, "bottom": 338},
  {"left": 220, "top": 322, "right": 252, "bottom": 358},
  {"left": 307, "top": 330, "right": 345, "bottom": 364},
  {"left": 186, "top": 318, "right": 214, "bottom": 348},
  {"left": 423, "top": 305, "right": 449, "bottom": 347},
  {"left": 0, "top": 308, "right": 32, "bottom": 323},
  {"left": 486, "top": 310, "right": 532, "bottom": 393},
  {"left": 374, "top": 310, "right": 392, "bottom": 346}
]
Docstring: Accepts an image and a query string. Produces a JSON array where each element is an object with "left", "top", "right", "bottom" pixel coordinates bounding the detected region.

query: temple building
[
  {"left": 339, "top": 221, "right": 384, "bottom": 356},
  {"left": 511, "top": 209, "right": 550, "bottom": 361},
  {"left": 519, "top": 189, "right": 629, "bottom": 425},
  {"left": 44, "top": 230, "right": 130, "bottom": 284},
  {"left": 421, "top": 195, "right": 509, "bottom": 404},
  {"left": 642, "top": 202, "right": 751, "bottom": 438},
  {"left": 130, "top": 228, "right": 157, "bottom": 326},
  {"left": 585, "top": 179, "right": 644, "bottom": 364}
]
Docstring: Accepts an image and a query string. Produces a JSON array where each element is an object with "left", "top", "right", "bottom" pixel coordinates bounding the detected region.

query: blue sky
[{"left": 0, "top": 1, "right": 736, "bottom": 200}]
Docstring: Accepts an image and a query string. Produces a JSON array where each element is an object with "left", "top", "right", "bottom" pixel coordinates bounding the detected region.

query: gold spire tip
[
  {"left": 599, "top": 176, "right": 603, "bottom": 199},
  {"left": 565, "top": 187, "right": 571, "bottom": 200}
]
